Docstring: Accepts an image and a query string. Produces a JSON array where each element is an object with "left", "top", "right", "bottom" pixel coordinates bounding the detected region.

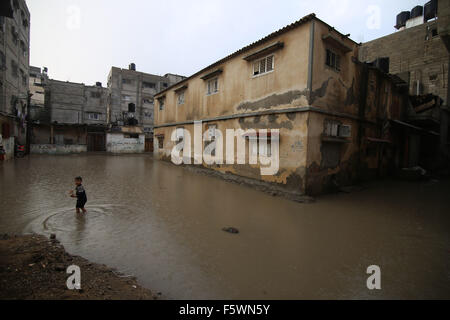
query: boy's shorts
[{"left": 76, "top": 199, "right": 87, "bottom": 209}]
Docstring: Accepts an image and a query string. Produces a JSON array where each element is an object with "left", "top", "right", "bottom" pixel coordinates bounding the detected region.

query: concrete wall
[
  {"left": 0, "top": 135, "right": 14, "bottom": 160},
  {"left": 43, "top": 79, "right": 108, "bottom": 126},
  {"left": 106, "top": 133, "right": 145, "bottom": 153},
  {"left": 31, "top": 125, "right": 87, "bottom": 146},
  {"left": 84, "top": 85, "right": 108, "bottom": 125},
  {"left": 31, "top": 144, "right": 87, "bottom": 155},
  {"left": 359, "top": 20, "right": 449, "bottom": 107}
]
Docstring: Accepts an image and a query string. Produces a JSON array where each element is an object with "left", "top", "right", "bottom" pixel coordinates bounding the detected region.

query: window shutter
[
  {"left": 260, "top": 59, "right": 266, "bottom": 74},
  {"left": 253, "top": 62, "right": 260, "bottom": 75},
  {"left": 266, "top": 56, "right": 274, "bottom": 72}
]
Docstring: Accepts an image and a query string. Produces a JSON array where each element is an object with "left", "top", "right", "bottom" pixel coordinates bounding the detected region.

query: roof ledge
[
  {"left": 200, "top": 69, "right": 223, "bottom": 81},
  {"left": 322, "top": 34, "right": 353, "bottom": 53},
  {"left": 243, "top": 42, "right": 285, "bottom": 61},
  {"left": 174, "top": 84, "right": 188, "bottom": 93}
]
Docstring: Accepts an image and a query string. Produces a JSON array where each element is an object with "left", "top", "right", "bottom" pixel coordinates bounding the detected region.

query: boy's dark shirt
[{"left": 76, "top": 185, "right": 87, "bottom": 202}]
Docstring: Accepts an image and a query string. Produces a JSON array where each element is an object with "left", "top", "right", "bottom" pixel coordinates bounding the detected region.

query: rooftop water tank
[
  {"left": 411, "top": 5, "right": 423, "bottom": 18},
  {"left": 395, "top": 11, "right": 411, "bottom": 29},
  {"left": 424, "top": 0, "right": 438, "bottom": 22},
  {"left": 129, "top": 63, "right": 136, "bottom": 71}
]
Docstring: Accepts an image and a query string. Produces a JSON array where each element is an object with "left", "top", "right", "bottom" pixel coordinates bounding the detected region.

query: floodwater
[{"left": 0, "top": 154, "right": 449, "bottom": 299}]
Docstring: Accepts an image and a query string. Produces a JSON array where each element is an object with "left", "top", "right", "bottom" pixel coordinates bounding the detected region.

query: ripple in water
[{"left": 27, "top": 204, "right": 126, "bottom": 236}]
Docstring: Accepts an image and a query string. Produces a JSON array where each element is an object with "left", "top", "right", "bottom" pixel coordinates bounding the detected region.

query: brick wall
[{"left": 359, "top": 20, "right": 449, "bottom": 106}]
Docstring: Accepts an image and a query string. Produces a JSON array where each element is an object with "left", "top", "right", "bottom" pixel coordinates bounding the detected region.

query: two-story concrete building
[
  {"left": 0, "top": 0, "right": 30, "bottom": 160},
  {"left": 30, "top": 78, "right": 109, "bottom": 154},
  {"left": 154, "top": 14, "right": 424, "bottom": 196}
]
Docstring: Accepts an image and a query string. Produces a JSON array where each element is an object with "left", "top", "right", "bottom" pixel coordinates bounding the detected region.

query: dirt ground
[{"left": 0, "top": 234, "right": 157, "bottom": 300}]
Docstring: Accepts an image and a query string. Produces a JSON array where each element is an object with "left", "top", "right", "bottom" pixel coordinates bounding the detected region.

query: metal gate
[
  {"left": 145, "top": 138, "right": 154, "bottom": 153},
  {"left": 87, "top": 133, "right": 106, "bottom": 152}
]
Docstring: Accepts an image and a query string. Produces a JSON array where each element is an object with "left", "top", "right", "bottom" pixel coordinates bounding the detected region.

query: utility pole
[{"left": 25, "top": 91, "right": 33, "bottom": 155}]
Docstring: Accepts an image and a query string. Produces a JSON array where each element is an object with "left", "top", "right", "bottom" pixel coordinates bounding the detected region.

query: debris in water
[{"left": 222, "top": 227, "right": 239, "bottom": 234}]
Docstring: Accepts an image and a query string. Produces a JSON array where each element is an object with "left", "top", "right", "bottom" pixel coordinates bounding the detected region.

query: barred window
[
  {"left": 325, "top": 49, "right": 340, "bottom": 72},
  {"left": 177, "top": 91, "right": 185, "bottom": 105},
  {"left": 207, "top": 78, "right": 218, "bottom": 95},
  {"left": 253, "top": 55, "right": 274, "bottom": 76}
]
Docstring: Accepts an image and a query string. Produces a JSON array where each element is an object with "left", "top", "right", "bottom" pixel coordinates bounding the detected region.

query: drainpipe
[
  {"left": 50, "top": 124, "right": 54, "bottom": 144},
  {"left": 307, "top": 20, "right": 315, "bottom": 105},
  {"left": 357, "top": 63, "right": 369, "bottom": 177},
  {"left": 25, "top": 91, "right": 32, "bottom": 155}
]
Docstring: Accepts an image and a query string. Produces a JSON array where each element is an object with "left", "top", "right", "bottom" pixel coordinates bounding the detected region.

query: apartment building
[
  {"left": 107, "top": 64, "right": 185, "bottom": 137},
  {"left": 154, "top": 14, "right": 426, "bottom": 196},
  {"left": 0, "top": 0, "right": 30, "bottom": 160}
]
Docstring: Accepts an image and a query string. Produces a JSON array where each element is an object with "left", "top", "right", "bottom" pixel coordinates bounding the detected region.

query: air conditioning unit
[
  {"left": 338, "top": 125, "right": 352, "bottom": 138},
  {"left": 326, "top": 122, "right": 352, "bottom": 138}
]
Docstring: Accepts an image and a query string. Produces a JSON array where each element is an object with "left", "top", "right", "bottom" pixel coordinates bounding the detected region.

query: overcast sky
[{"left": 27, "top": 0, "right": 423, "bottom": 85}]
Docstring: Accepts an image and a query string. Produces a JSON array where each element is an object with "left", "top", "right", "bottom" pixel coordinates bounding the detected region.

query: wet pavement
[{"left": 0, "top": 154, "right": 449, "bottom": 299}]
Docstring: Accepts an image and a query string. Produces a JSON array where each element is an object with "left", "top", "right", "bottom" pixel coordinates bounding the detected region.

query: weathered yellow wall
[
  {"left": 310, "top": 21, "right": 360, "bottom": 115},
  {"left": 154, "top": 22, "right": 312, "bottom": 126},
  {"left": 155, "top": 112, "right": 310, "bottom": 193}
]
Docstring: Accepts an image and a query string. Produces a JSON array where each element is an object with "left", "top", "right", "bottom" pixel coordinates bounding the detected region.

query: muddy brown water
[{"left": 0, "top": 154, "right": 449, "bottom": 299}]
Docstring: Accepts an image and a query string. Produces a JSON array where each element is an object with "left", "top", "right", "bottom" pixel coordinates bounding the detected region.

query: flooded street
[{"left": 0, "top": 154, "right": 449, "bottom": 299}]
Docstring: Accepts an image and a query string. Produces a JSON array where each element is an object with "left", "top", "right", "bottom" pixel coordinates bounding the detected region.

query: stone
[{"left": 222, "top": 227, "right": 239, "bottom": 234}]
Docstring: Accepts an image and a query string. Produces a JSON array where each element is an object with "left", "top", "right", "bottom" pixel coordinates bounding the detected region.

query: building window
[
  {"left": 0, "top": 51, "right": 5, "bottom": 70},
  {"left": 0, "top": 16, "right": 5, "bottom": 33},
  {"left": 431, "top": 28, "right": 438, "bottom": 37},
  {"left": 90, "top": 92, "right": 101, "bottom": 98},
  {"left": 122, "top": 95, "right": 132, "bottom": 102},
  {"left": 142, "top": 82, "right": 156, "bottom": 89},
  {"left": 157, "top": 136, "right": 164, "bottom": 149},
  {"left": 158, "top": 97, "right": 165, "bottom": 110},
  {"left": 204, "top": 124, "right": 217, "bottom": 156},
  {"left": 143, "top": 98, "right": 153, "bottom": 104},
  {"left": 124, "top": 133, "right": 139, "bottom": 139},
  {"left": 13, "top": 0, "right": 19, "bottom": 11},
  {"left": 253, "top": 55, "right": 274, "bottom": 76},
  {"left": 20, "top": 40, "right": 27, "bottom": 57},
  {"left": 206, "top": 78, "right": 219, "bottom": 95},
  {"left": 325, "top": 49, "right": 340, "bottom": 72},
  {"left": 177, "top": 91, "right": 185, "bottom": 105},
  {"left": 11, "top": 26, "right": 18, "bottom": 45},
  {"left": 88, "top": 113, "right": 101, "bottom": 120},
  {"left": 162, "top": 83, "right": 168, "bottom": 88},
  {"left": 249, "top": 137, "right": 272, "bottom": 157},
  {"left": 122, "top": 78, "right": 133, "bottom": 85},
  {"left": 11, "top": 60, "right": 18, "bottom": 78},
  {"left": 20, "top": 70, "right": 26, "bottom": 85}
]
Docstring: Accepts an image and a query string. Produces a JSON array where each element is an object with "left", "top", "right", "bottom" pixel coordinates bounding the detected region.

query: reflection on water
[{"left": 0, "top": 154, "right": 449, "bottom": 299}]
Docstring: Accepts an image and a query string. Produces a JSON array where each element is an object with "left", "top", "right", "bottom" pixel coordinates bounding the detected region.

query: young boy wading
[{"left": 70, "top": 176, "right": 87, "bottom": 214}]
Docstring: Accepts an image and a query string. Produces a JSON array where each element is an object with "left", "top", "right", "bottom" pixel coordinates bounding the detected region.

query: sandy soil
[{"left": 0, "top": 234, "right": 157, "bottom": 300}]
